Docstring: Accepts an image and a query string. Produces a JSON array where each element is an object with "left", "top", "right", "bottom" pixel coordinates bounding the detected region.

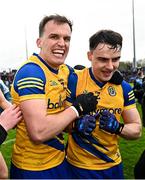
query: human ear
[
  {"left": 87, "top": 51, "right": 92, "bottom": 62},
  {"left": 36, "top": 38, "right": 41, "bottom": 48}
]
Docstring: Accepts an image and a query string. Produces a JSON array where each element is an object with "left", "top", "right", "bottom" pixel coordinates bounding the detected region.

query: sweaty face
[
  {"left": 37, "top": 20, "right": 72, "bottom": 69},
  {"left": 88, "top": 43, "right": 121, "bottom": 83}
]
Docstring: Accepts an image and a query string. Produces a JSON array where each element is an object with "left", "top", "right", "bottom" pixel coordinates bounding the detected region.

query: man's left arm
[
  {"left": 119, "top": 80, "right": 142, "bottom": 139},
  {"left": 120, "top": 108, "right": 142, "bottom": 140}
]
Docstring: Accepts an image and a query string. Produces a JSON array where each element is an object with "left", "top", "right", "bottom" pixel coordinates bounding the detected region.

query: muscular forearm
[
  {"left": 22, "top": 92, "right": 97, "bottom": 144},
  {"left": 119, "top": 123, "right": 142, "bottom": 140},
  {"left": 26, "top": 107, "right": 77, "bottom": 143}
]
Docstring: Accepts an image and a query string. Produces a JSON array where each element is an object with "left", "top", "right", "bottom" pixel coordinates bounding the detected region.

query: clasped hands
[
  {"left": 72, "top": 92, "right": 124, "bottom": 136},
  {"left": 75, "top": 110, "right": 124, "bottom": 136}
]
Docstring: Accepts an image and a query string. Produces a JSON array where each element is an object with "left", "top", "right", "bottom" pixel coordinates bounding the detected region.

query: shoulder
[
  {"left": 121, "top": 80, "right": 133, "bottom": 90},
  {"left": 15, "top": 62, "right": 45, "bottom": 81},
  {"left": 13, "top": 62, "right": 46, "bottom": 96},
  {"left": 14, "top": 62, "right": 46, "bottom": 92},
  {"left": 121, "top": 80, "right": 135, "bottom": 105}
]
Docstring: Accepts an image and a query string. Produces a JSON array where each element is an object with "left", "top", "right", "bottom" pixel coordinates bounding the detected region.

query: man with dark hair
[
  {"left": 10, "top": 14, "right": 97, "bottom": 179},
  {"left": 66, "top": 29, "right": 142, "bottom": 179}
]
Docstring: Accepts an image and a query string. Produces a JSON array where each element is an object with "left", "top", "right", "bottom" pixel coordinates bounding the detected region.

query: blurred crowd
[
  {"left": 0, "top": 67, "right": 145, "bottom": 110},
  {"left": 121, "top": 67, "right": 144, "bottom": 83},
  {"left": 0, "top": 69, "right": 17, "bottom": 89},
  {"left": 129, "top": 67, "right": 145, "bottom": 126}
]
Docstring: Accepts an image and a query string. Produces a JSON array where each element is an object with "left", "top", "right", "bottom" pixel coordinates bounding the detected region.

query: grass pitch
[{"left": 0, "top": 102, "right": 144, "bottom": 179}]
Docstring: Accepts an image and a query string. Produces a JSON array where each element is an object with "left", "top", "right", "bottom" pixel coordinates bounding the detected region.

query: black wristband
[
  {"left": 116, "top": 123, "right": 124, "bottom": 135},
  {"left": 0, "top": 125, "right": 7, "bottom": 145}
]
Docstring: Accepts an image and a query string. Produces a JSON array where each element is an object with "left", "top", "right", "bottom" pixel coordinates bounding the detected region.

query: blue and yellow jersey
[
  {"left": 11, "top": 53, "right": 73, "bottom": 171},
  {"left": 66, "top": 67, "right": 136, "bottom": 170}
]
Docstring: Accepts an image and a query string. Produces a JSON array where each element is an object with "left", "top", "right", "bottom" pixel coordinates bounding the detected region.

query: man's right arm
[
  {"left": 15, "top": 64, "right": 97, "bottom": 143},
  {"left": 21, "top": 92, "right": 97, "bottom": 143},
  {"left": 20, "top": 99, "right": 77, "bottom": 143}
]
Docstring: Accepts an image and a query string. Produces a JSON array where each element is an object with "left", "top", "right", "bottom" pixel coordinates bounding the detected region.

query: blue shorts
[
  {"left": 67, "top": 161, "right": 124, "bottom": 179},
  {"left": 10, "top": 159, "right": 72, "bottom": 179}
]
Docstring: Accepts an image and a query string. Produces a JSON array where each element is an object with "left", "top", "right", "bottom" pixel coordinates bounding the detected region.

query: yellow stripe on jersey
[
  {"left": 18, "top": 81, "right": 43, "bottom": 86},
  {"left": 19, "top": 94, "right": 45, "bottom": 102},
  {"left": 129, "top": 96, "right": 135, "bottom": 101},
  {"left": 18, "top": 85, "right": 44, "bottom": 90},
  {"left": 124, "top": 103, "right": 136, "bottom": 110},
  {"left": 17, "top": 77, "right": 44, "bottom": 90},
  {"left": 128, "top": 90, "right": 135, "bottom": 96},
  {"left": 17, "top": 77, "right": 43, "bottom": 83},
  {"left": 66, "top": 88, "right": 71, "bottom": 97},
  {"left": 128, "top": 90, "right": 135, "bottom": 101}
]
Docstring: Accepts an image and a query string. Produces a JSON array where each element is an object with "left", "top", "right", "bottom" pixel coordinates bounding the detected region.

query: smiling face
[
  {"left": 87, "top": 43, "right": 121, "bottom": 83},
  {"left": 36, "top": 20, "right": 72, "bottom": 69}
]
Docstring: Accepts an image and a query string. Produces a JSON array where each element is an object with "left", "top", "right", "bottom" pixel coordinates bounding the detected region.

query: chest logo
[
  {"left": 49, "top": 80, "right": 58, "bottom": 86},
  {"left": 58, "top": 78, "right": 67, "bottom": 89},
  {"left": 108, "top": 86, "right": 116, "bottom": 96}
]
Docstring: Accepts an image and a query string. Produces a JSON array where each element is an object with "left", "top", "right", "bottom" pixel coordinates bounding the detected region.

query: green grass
[
  {"left": 120, "top": 128, "right": 145, "bottom": 179},
  {"left": 0, "top": 129, "right": 16, "bottom": 170},
  {"left": 119, "top": 102, "right": 145, "bottom": 179},
  {"left": 0, "top": 103, "right": 144, "bottom": 179}
]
